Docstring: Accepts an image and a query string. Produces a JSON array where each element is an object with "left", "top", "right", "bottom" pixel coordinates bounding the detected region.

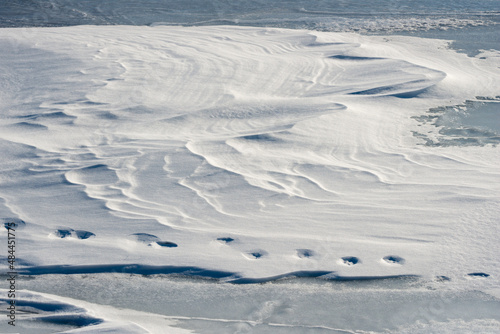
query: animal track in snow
[
  {"left": 217, "top": 237, "right": 235, "bottom": 244},
  {"left": 74, "top": 230, "right": 96, "bottom": 239},
  {"left": 250, "top": 252, "right": 264, "bottom": 259},
  {"left": 244, "top": 250, "right": 268, "bottom": 259},
  {"left": 54, "top": 229, "right": 73, "bottom": 238},
  {"left": 155, "top": 241, "right": 178, "bottom": 248},
  {"left": 2, "top": 218, "right": 26, "bottom": 230},
  {"left": 467, "top": 272, "right": 490, "bottom": 278},
  {"left": 52, "top": 228, "right": 95, "bottom": 239},
  {"left": 129, "top": 233, "right": 177, "bottom": 248},
  {"left": 339, "top": 256, "right": 360, "bottom": 266},
  {"left": 382, "top": 255, "right": 405, "bottom": 265},
  {"left": 130, "top": 233, "right": 159, "bottom": 244},
  {"left": 296, "top": 249, "right": 315, "bottom": 258}
]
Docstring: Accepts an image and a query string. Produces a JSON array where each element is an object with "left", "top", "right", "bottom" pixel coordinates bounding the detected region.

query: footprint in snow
[
  {"left": 129, "top": 233, "right": 177, "bottom": 248},
  {"left": 2, "top": 218, "right": 26, "bottom": 230},
  {"left": 155, "top": 241, "right": 178, "bottom": 248},
  {"left": 217, "top": 237, "right": 235, "bottom": 244},
  {"left": 53, "top": 228, "right": 95, "bottom": 239},
  {"left": 75, "top": 230, "right": 96, "bottom": 239},
  {"left": 54, "top": 229, "right": 73, "bottom": 238},
  {"left": 467, "top": 272, "right": 490, "bottom": 278},
  {"left": 297, "top": 249, "right": 314, "bottom": 258},
  {"left": 245, "top": 250, "right": 268, "bottom": 259},
  {"left": 339, "top": 256, "right": 360, "bottom": 266},
  {"left": 130, "top": 233, "right": 159, "bottom": 244},
  {"left": 382, "top": 255, "right": 405, "bottom": 265}
]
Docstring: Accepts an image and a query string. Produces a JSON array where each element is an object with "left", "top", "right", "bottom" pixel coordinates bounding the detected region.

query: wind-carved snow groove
[
  {"left": 61, "top": 144, "right": 195, "bottom": 229},
  {"left": 185, "top": 138, "right": 339, "bottom": 205},
  {"left": 63, "top": 160, "right": 132, "bottom": 215},
  {"left": 182, "top": 141, "right": 288, "bottom": 216},
  {"left": 327, "top": 55, "right": 446, "bottom": 98},
  {"left": 224, "top": 138, "right": 342, "bottom": 200}
]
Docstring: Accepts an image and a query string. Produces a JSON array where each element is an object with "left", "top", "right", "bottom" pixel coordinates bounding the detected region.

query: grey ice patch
[{"left": 412, "top": 97, "right": 500, "bottom": 147}]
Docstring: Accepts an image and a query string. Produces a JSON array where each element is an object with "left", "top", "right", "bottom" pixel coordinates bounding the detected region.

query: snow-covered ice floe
[{"left": 0, "top": 25, "right": 499, "bottom": 290}]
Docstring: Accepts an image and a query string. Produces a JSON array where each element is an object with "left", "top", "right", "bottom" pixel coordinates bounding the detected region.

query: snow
[{"left": 0, "top": 24, "right": 499, "bottom": 332}]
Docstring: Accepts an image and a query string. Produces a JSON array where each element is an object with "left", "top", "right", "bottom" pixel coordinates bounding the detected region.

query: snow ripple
[{"left": 0, "top": 26, "right": 499, "bottom": 281}]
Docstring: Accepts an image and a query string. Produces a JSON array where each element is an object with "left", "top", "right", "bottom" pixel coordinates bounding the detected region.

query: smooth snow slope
[{"left": 0, "top": 26, "right": 499, "bottom": 283}]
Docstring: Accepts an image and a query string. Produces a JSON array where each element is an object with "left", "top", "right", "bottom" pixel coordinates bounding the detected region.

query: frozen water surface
[
  {"left": 413, "top": 98, "right": 500, "bottom": 146},
  {"left": 1, "top": 0, "right": 499, "bottom": 32}
]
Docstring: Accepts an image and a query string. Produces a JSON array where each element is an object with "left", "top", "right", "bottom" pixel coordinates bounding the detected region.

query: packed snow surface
[{"left": 0, "top": 25, "right": 499, "bottom": 287}]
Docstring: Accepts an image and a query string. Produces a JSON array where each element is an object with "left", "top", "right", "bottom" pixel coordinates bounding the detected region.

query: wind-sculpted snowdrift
[
  {"left": 0, "top": 26, "right": 499, "bottom": 283},
  {"left": 0, "top": 289, "right": 189, "bottom": 333}
]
